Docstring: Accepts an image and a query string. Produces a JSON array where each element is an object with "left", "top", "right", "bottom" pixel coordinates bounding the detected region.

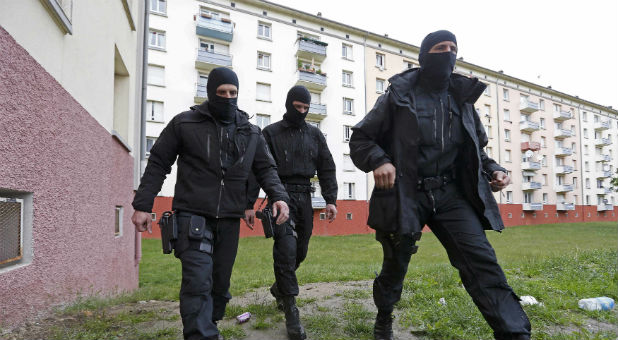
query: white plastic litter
[
  {"left": 578, "top": 297, "right": 615, "bottom": 311},
  {"left": 438, "top": 297, "right": 446, "bottom": 306},
  {"left": 519, "top": 295, "right": 539, "bottom": 306}
]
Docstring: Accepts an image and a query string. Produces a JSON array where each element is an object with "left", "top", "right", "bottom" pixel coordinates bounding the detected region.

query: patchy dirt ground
[{"left": 2, "top": 280, "right": 617, "bottom": 340}]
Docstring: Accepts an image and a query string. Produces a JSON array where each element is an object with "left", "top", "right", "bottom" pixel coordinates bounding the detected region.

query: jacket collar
[
  {"left": 388, "top": 68, "right": 486, "bottom": 107},
  {"left": 280, "top": 117, "right": 307, "bottom": 129}
]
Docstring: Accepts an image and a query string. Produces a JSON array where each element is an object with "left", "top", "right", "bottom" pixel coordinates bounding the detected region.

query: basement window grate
[{"left": 0, "top": 197, "right": 23, "bottom": 266}]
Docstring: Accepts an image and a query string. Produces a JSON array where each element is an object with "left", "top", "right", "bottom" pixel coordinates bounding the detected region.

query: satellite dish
[{"left": 524, "top": 150, "right": 534, "bottom": 158}]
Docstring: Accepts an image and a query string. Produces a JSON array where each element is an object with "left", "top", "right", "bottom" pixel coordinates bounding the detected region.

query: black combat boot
[
  {"left": 270, "top": 282, "right": 284, "bottom": 311},
  {"left": 373, "top": 311, "right": 394, "bottom": 340},
  {"left": 281, "top": 296, "right": 307, "bottom": 340}
]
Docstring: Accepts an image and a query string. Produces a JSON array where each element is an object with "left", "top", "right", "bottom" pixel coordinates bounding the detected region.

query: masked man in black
[
  {"left": 247, "top": 85, "right": 337, "bottom": 340},
  {"left": 131, "top": 67, "right": 290, "bottom": 340},
  {"left": 350, "top": 31, "right": 531, "bottom": 340}
]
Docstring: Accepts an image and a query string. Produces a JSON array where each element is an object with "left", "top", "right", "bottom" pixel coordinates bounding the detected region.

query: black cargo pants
[
  {"left": 272, "top": 190, "right": 314, "bottom": 296},
  {"left": 174, "top": 213, "right": 240, "bottom": 340},
  {"left": 373, "top": 182, "right": 531, "bottom": 340}
]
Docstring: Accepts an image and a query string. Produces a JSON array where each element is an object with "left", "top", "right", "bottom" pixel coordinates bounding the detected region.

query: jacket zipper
[
  {"left": 216, "top": 125, "right": 224, "bottom": 218},
  {"left": 439, "top": 98, "right": 445, "bottom": 153}
]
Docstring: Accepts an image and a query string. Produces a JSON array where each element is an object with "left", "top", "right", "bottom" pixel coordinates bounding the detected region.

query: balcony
[
  {"left": 521, "top": 141, "right": 541, "bottom": 151},
  {"left": 195, "top": 49, "right": 233, "bottom": 70},
  {"left": 597, "top": 154, "right": 612, "bottom": 162},
  {"left": 555, "top": 165, "right": 574, "bottom": 174},
  {"left": 520, "top": 120, "right": 540, "bottom": 132},
  {"left": 296, "top": 38, "right": 328, "bottom": 62},
  {"left": 195, "top": 14, "right": 233, "bottom": 42},
  {"left": 597, "top": 204, "right": 614, "bottom": 212},
  {"left": 594, "top": 120, "right": 610, "bottom": 130},
  {"left": 520, "top": 100, "right": 540, "bottom": 114},
  {"left": 307, "top": 103, "right": 327, "bottom": 121},
  {"left": 522, "top": 182, "right": 542, "bottom": 190},
  {"left": 521, "top": 161, "right": 541, "bottom": 171},
  {"left": 311, "top": 196, "right": 327, "bottom": 209},
  {"left": 594, "top": 138, "right": 611, "bottom": 146},
  {"left": 296, "top": 69, "right": 327, "bottom": 91},
  {"left": 553, "top": 110, "right": 573, "bottom": 121},
  {"left": 554, "top": 128, "right": 574, "bottom": 139},
  {"left": 523, "top": 203, "right": 543, "bottom": 211},
  {"left": 556, "top": 202, "right": 575, "bottom": 211},
  {"left": 598, "top": 187, "right": 613, "bottom": 195},
  {"left": 596, "top": 170, "right": 612, "bottom": 178},
  {"left": 554, "top": 147, "right": 573, "bottom": 157},
  {"left": 555, "top": 184, "right": 574, "bottom": 192},
  {"left": 194, "top": 83, "right": 207, "bottom": 103}
]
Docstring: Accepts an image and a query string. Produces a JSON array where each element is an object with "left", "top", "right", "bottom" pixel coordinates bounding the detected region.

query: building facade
[
  {"left": 0, "top": 0, "right": 145, "bottom": 327},
  {"left": 145, "top": 0, "right": 617, "bottom": 237}
]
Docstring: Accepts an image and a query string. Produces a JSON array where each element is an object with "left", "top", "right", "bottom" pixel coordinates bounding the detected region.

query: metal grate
[{"left": 0, "top": 197, "right": 23, "bottom": 265}]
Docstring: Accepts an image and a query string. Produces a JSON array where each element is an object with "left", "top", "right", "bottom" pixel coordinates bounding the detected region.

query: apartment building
[
  {"left": 0, "top": 0, "right": 145, "bottom": 327},
  {"left": 145, "top": 0, "right": 617, "bottom": 233}
]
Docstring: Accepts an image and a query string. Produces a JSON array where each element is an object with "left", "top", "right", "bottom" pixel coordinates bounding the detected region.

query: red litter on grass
[{"left": 236, "top": 312, "right": 251, "bottom": 323}]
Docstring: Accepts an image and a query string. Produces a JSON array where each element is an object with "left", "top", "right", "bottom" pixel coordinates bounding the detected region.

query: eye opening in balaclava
[
  {"left": 283, "top": 85, "right": 311, "bottom": 127},
  {"left": 207, "top": 67, "right": 239, "bottom": 124},
  {"left": 418, "top": 30, "right": 457, "bottom": 91}
]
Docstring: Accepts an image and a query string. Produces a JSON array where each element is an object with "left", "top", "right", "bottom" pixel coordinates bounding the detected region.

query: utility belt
[
  {"left": 158, "top": 211, "right": 214, "bottom": 255},
  {"left": 416, "top": 170, "right": 456, "bottom": 192},
  {"left": 282, "top": 183, "right": 315, "bottom": 194}
]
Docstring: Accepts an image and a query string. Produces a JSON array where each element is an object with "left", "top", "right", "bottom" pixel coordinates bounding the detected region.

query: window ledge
[
  {"left": 147, "top": 120, "right": 165, "bottom": 124},
  {"left": 148, "top": 83, "right": 166, "bottom": 88},
  {"left": 148, "top": 46, "right": 167, "bottom": 52},
  {"left": 256, "top": 99, "right": 272, "bottom": 103},
  {"left": 257, "top": 67, "right": 272, "bottom": 72},
  {"left": 342, "top": 57, "right": 354, "bottom": 61},
  {"left": 257, "top": 36, "right": 272, "bottom": 41},
  {"left": 342, "top": 84, "right": 354, "bottom": 88},
  {"left": 150, "top": 11, "right": 168, "bottom": 17}
]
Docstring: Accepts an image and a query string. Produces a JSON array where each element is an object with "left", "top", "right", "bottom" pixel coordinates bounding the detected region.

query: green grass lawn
[{"left": 47, "top": 222, "right": 617, "bottom": 340}]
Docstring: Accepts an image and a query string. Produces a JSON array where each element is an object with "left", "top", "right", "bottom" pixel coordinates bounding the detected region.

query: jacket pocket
[{"left": 367, "top": 187, "right": 398, "bottom": 233}]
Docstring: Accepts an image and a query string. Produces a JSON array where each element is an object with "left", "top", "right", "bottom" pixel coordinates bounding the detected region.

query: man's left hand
[
  {"left": 271, "top": 201, "right": 290, "bottom": 225},
  {"left": 325, "top": 204, "right": 337, "bottom": 223},
  {"left": 243, "top": 209, "right": 255, "bottom": 229},
  {"left": 490, "top": 171, "right": 511, "bottom": 192}
]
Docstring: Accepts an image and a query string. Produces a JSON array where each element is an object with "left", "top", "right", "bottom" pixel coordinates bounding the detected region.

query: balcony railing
[
  {"left": 594, "top": 120, "right": 610, "bottom": 130},
  {"left": 522, "top": 182, "right": 542, "bottom": 190},
  {"left": 296, "top": 69, "right": 327, "bottom": 91},
  {"left": 597, "top": 154, "right": 612, "bottom": 162},
  {"left": 521, "top": 161, "right": 541, "bottom": 171},
  {"left": 594, "top": 138, "right": 611, "bottom": 146},
  {"left": 521, "top": 141, "right": 541, "bottom": 151},
  {"left": 523, "top": 203, "right": 543, "bottom": 211},
  {"left": 597, "top": 204, "right": 614, "bottom": 212},
  {"left": 599, "top": 187, "right": 613, "bottom": 195},
  {"left": 556, "top": 202, "right": 575, "bottom": 211},
  {"left": 555, "top": 184, "right": 574, "bottom": 192},
  {"left": 554, "top": 128, "right": 574, "bottom": 139},
  {"left": 554, "top": 147, "right": 573, "bottom": 157},
  {"left": 519, "top": 120, "right": 540, "bottom": 132},
  {"left": 555, "top": 165, "right": 574, "bottom": 174},
  {"left": 307, "top": 103, "right": 327, "bottom": 121},
  {"left": 194, "top": 83, "right": 207, "bottom": 103},
  {"left": 553, "top": 110, "right": 573, "bottom": 121},
  {"left": 520, "top": 100, "right": 540, "bottom": 114},
  {"left": 195, "top": 14, "right": 233, "bottom": 42},
  {"left": 296, "top": 38, "right": 328, "bottom": 62},
  {"left": 596, "top": 170, "right": 612, "bottom": 178},
  {"left": 195, "top": 49, "right": 233, "bottom": 69},
  {"left": 311, "top": 196, "right": 327, "bottom": 209}
]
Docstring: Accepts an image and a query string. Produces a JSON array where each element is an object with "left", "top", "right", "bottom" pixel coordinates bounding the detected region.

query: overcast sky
[{"left": 270, "top": 0, "right": 618, "bottom": 109}]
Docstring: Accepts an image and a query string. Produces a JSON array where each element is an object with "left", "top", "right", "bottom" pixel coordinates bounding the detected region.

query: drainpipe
[
  {"left": 576, "top": 105, "right": 585, "bottom": 221},
  {"left": 363, "top": 30, "right": 369, "bottom": 203},
  {"left": 136, "top": 0, "right": 149, "bottom": 264},
  {"left": 494, "top": 76, "right": 502, "bottom": 203}
]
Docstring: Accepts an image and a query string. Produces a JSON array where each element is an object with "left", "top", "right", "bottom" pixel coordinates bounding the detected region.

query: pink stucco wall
[{"left": 0, "top": 27, "right": 139, "bottom": 327}]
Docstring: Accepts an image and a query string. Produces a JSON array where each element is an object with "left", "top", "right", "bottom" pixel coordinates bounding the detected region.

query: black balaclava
[
  {"left": 418, "top": 30, "right": 457, "bottom": 91},
  {"left": 207, "top": 67, "right": 239, "bottom": 124},
  {"left": 283, "top": 85, "right": 311, "bottom": 127}
]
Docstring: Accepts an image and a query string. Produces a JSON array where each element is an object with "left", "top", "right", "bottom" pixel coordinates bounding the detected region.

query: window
[
  {"left": 199, "top": 40, "right": 215, "bottom": 52},
  {"left": 584, "top": 145, "right": 589, "bottom": 155},
  {"left": 0, "top": 197, "right": 26, "bottom": 267},
  {"left": 541, "top": 156, "right": 547, "bottom": 167},
  {"left": 147, "top": 65, "right": 165, "bottom": 86},
  {"left": 506, "top": 191, "right": 513, "bottom": 203},
  {"left": 346, "top": 213, "right": 353, "bottom": 220},
  {"left": 376, "top": 53, "right": 385, "bottom": 68},
  {"left": 553, "top": 103, "right": 561, "bottom": 113},
  {"left": 585, "top": 195, "right": 590, "bottom": 205},
  {"left": 503, "top": 109, "right": 510, "bottom": 121},
  {"left": 148, "top": 30, "right": 166, "bottom": 49},
  {"left": 504, "top": 129, "right": 511, "bottom": 141},
  {"left": 343, "top": 125, "right": 352, "bottom": 142},
  {"left": 150, "top": 0, "right": 166, "bottom": 14},
  {"left": 484, "top": 104, "right": 491, "bottom": 117},
  {"left": 539, "top": 99, "right": 545, "bottom": 111},
  {"left": 257, "top": 52, "right": 271, "bottom": 70},
  {"left": 310, "top": 92, "right": 321, "bottom": 104},
  {"left": 343, "top": 98, "right": 354, "bottom": 115},
  {"left": 343, "top": 182, "right": 355, "bottom": 199},
  {"left": 319, "top": 213, "right": 326, "bottom": 220},
  {"left": 114, "top": 206, "right": 123, "bottom": 236},
  {"left": 151, "top": 213, "right": 157, "bottom": 221},
  {"left": 502, "top": 88, "right": 509, "bottom": 101},
  {"left": 342, "top": 71, "right": 353, "bottom": 87},
  {"left": 541, "top": 136, "right": 546, "bottom": 148},
  {"left": 483, "top": 85, "right": 491, "bottom": 97},
  {"left": 376, "top": 78, "right": 385, "bottom": 93},
  {"left": 256, "top": 83, "right": 271, "bottom": 102},
  {"left": 146, "top": 137, "right": 157, "bottom": 156},
  {"left": 257, "top": 22, "right": 271, "bottom": 39},
  {"left": 542, "top": 174, "right": 548, "bottom": 185},
  {"left": 484, "top": 125, "right": 492, "bottom": 138},
  {"left": 146, "top": 101, "right": 164, "bottom": 122},
  {"left": 582, "top": 112, "right": 588, "bottom": 121},
  {"left": 543, "top": 193, "right": 548, "bottom": 204},
  {"left": 540, "top": 118, "right": 545, "bottom": 129},
  {"left": 486, "top": 147, "right": 492, "bottom": 157},
  {"left": 343, "top": 154, "right": 355, "bottom": 171},
  {"left": 505, "top": 150, "right": 511, "bottom": 162},
  {"left": 571, "top": 142, "right": 576, "bottom": 152},
  {"left": 342, "top": 43, "right": 353, "bottom": 59},
  {"left": 404, "top": 61, "right": 416, "bottom": 69},
  {"left": 585, "top": 161, "right": 589, "bottom": 172},
  {"left": 256, "top": 114, "right": 270, "bottom": 129},
  {"left": 200, "top": 8, "right": 221, "bottom": 20}
]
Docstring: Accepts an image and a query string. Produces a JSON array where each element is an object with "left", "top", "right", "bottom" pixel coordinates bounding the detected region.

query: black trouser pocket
[
  {"left": 187, "top": 215, "right": 214, "bottom": 254},
  {"left": 367, "top": 187, "right": 398, "bottom": 233}
]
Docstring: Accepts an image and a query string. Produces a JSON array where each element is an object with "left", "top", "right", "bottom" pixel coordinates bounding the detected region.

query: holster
[{"left": 158, "top": 211, "right": 178, "bottom": 254}]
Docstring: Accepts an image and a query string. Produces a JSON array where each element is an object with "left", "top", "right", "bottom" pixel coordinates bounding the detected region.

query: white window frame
[
  {"left": 376, "top": 53, "right": 385, "bottom": 68},
  {"left": 503, "top": 109, "right": 510, "bottom": 121},
  {"left": 257, "top": 22, "right": 272, "bottom": 39},
  {"left": 257, "top": 52, "right": 271, "bottom": 70},
  {"left": 342, "top": 43, "right": 353, "bottom": 60},
  {"left": 148, "top": 30, "right": 166, "bottom": 50},
  {"left": 343, "top": 154, "right": 355, "bottom": 172},
  {"left": 150, "top": 0, "right": 166, "bottom": 14},
  {"left": 256, "top": 114, "right": 271, "bottom": 129},
  {"left": 146, "top": 136, "right": 157, "bottom": 156},
  {"left": 344, "top": 182, "right": 355, "bottom": 199},
  {"left": 376, "top": 78, "right": 385, "bottom": 93},
  {"left": 343, "top": 98, "right": 354, "bottom": 115},
  {"left": 503, "top": 88, "right": 509, "bottom": 101},
  {"left": 147, "top": 65, "right": 165, "bottom": 87},
  {"left": 504, "top": 129, "right": 511, "bottom": 141},
  {"left": 146, "top": 100, "right": 164, "bottom": 122},
  {"left": 342, "top": 71, "right": 353, "bottom": 87},
  {"left": 114, "top": 206, "right": 123, "bottom": 237},
  {"left": 256, "top": 83, "right": 271, "bottom": 102},
  {"left": 343, "top": 125, "right": 352, "bottom": 142}
]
